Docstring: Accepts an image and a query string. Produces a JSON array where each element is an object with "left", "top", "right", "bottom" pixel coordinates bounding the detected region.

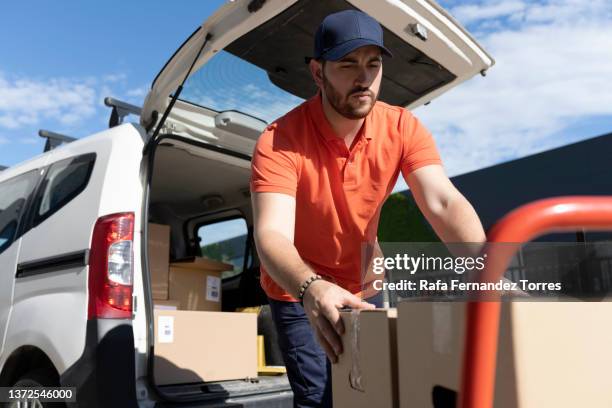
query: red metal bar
[{"left": 459, "top": 196, "right": 612, "bottom": 408}]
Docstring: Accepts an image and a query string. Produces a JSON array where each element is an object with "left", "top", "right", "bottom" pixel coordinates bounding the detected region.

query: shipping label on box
[
  {"left": 206, "top": 275, "right": 221, "bottom": 302},
  {"left": 157, "top": 315, "right": 174, "bottom": 343}
]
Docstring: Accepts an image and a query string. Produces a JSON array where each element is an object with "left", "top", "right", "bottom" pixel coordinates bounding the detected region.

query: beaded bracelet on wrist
[{"left": 298, "top": 274, "right": 322, "bottom": 302}]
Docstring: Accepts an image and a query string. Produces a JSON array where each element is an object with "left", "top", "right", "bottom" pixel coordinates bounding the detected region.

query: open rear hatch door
[{"left": 141, "top": 0, "right": 494, "bottom": 157}]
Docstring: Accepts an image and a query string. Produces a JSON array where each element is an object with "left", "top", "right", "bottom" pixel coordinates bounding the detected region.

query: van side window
[
  {"left": 198, "top": 218, "right": 249, "bottom": 279},
  {"left": 34, "top": 153, "right": 95, "bottom": 226},
  {"left": 0, "top": 170, "right": 39, "bottom": 254}
]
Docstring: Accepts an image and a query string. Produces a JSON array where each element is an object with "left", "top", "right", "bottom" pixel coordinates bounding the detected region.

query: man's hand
[{"left": 301, "top": 279, "right": 375, "bottom": 363}]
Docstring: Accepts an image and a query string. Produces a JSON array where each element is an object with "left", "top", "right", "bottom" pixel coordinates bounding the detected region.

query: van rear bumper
[
  {"left": 154, "top": 390, "right": 293, "bottom": 408},
  {"left": 151, "top": 375, "right": 293, "bottom": 407},
  {"left": 59, "top": 318, "right": 138, "bottom": 407}
]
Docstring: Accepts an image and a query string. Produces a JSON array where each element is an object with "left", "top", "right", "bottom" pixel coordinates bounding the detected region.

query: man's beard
[{"left": 322, "top": 73, "right": 378, "bottom": 120}]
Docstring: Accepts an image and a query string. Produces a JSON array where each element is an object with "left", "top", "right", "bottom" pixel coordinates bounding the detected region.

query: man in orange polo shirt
[{"left": 250, "top": 10, "right": 486, "bottom": 407}]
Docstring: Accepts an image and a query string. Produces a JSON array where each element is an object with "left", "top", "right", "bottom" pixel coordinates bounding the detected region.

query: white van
[{"left": 0, "top": 1, "right": 493, "bottom": 406}]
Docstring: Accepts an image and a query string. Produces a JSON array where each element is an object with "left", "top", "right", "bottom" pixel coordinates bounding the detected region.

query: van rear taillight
[{"left": 88, "top": 212, "right": 134, "bottom": 319}]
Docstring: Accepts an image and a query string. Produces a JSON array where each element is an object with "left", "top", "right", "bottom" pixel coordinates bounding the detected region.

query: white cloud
[
  {"left": 103, "top": 73, "right": 127, "bottom": 83},
  {"left": 0, "top": 115, "right": 20, "bottom": 129},
  {"left": 19, "top": 137, "right": 39, "bottom": 145},
  {"left": 126, "top": 86, "right": 148, "bottom": 98},
  {"left": 0, "top": 70, "right": 140, "bottom": 137},
  {"left": 522, "top": 0, "right": 612, "bottom": 25},
  {"left": 0, "top": 73, "right": 97, "bottom": 129},
  {"left": 392, "top": 0, "right": 612, "bottom": 192},
  {"left": 451, "top": 0, "right": 526, "bottom": 25}
]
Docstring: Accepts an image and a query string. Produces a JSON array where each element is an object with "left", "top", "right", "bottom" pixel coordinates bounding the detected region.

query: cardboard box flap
[{"left": 154, "top": 299, "right": 180, "bottom": 310}]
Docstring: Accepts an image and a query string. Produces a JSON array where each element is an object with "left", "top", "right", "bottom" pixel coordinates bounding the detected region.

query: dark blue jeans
[{"left": 268, "top": 292, "right": 384, "bottom": 408}]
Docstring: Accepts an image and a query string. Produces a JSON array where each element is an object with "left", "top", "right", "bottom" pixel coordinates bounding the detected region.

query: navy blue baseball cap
[{"left": 314, "top": 10, "right": 393, "bottom": 61}]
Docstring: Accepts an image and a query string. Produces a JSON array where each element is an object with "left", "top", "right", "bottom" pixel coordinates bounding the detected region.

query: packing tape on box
[
  {"left": 348, "top": 310, "right": 365, "bottom": 392},
  {"left": 432, "top": 302, "right": 453, "bottom": 355}
]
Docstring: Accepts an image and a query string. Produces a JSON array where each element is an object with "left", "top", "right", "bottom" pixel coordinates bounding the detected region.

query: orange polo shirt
[{"left": 250, "top": 93, "right": 442, "bottom": 302}]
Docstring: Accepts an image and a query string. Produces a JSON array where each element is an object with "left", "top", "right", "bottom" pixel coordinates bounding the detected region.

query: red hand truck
[{"left": 459, "top": 196, "right": 612, "bottom": 408}]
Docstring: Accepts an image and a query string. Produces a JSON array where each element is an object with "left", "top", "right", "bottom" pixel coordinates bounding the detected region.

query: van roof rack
[
  {"left": 104, "top": 97, "right": 142, "bottom": 128},
  {"left": 39, "top": 129, "right": 77, "bottom": 152}
]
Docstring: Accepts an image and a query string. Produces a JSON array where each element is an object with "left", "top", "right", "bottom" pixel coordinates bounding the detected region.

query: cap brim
[{"left": 321, "top": 38, "right": 393, "bottom": 61}]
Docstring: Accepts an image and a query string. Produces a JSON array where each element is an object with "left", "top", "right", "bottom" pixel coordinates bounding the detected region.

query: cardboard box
[
  {"left": 397, "top": 301, "right": 474, "bottom": 408},
  {"left": 148, "top": 223, "right": 170, "bottom": 300},
  {"left": 397, "top": 301, "right": 612, "bottom": 408},
  {"left": 154, "top": 310, "right": 257, "bottom": 384},
  {"left": 332, "top": 309, "right": 398, "bottom": 408},
  {"left": 168, "top": 267, "right": 222, "bottom": 312},
  {"left": 154, "top": 299, "right": 180, "bottom": 310},
  {"left": 168, "top": 257, "right": 233, "bottom": 311}
]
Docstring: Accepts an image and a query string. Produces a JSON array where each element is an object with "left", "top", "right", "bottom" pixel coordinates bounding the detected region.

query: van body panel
[
  {"left": 10, "top": 140, "right": 107, "bottom": 378},
  {"left": 59, "top": 319, "right": 139, "bottom": 408},
  {"left": 0, "top": 243, "right": 22, "bottom": 357},
  {"left": 2, "top": 124, "right": 146, "bottom": 384},
  {"left": 0, "top": 159, "right": 49, "bottom": 361},
  {"left": 3, "top": 282, "right": 88, "bottom": 374}
]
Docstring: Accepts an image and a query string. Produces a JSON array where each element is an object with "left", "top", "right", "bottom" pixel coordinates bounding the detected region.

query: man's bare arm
[
  {"left": 251, "top": 192, "right": 313, "bottom": 298},
  {"left": 405, "top": 165, "right": 527, "bottom": 295},
  {"left": 251, "top": 192, "right": 374, "bottom": 362},
  {"left": 405, "top": 165, "right": 486, "bottom": 248}
]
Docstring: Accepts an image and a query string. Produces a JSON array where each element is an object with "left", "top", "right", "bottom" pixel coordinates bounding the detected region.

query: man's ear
[{"left": 309, "top": 59, "right": 324, "bottom": 89}]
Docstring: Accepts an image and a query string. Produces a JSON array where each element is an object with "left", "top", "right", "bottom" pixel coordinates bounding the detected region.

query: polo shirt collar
[{"left": 308, "top": 91, "right": 374, "bottom": 142}]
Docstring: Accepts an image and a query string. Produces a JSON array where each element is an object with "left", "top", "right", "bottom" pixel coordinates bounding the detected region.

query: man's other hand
[{"left": 301, "top": 280, "right": 375, "bottom": 363}]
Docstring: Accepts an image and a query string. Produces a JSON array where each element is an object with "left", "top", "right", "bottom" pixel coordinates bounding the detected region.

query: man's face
[{"left": 318, "top": 45, "right": 383, "bottom": 119}]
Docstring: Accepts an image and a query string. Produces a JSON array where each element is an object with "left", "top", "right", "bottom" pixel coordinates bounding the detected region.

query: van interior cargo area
[
  {"left": 146, "top": 139, "right": 289, "bottom": 400},
  {"left": 149, "top": 141, "right": 252, "bottom": 244}
]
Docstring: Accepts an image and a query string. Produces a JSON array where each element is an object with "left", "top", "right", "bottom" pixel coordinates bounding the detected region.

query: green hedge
[{"left": 377, "top": 193, "right": 439, "bottom": 242}]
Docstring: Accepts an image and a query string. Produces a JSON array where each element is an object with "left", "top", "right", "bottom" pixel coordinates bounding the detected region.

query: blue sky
[
  {"left": 1, "top": 0, "right": 611, "bottom": 222},
  {"left": 0, "top": 0, "right": 224, "bottom": 164},
  {"left": 410, "top": 0, "right": 612, "bottom": 186},
  {"left": 2, "top": 0, "right": 611, "bottom": 168}
]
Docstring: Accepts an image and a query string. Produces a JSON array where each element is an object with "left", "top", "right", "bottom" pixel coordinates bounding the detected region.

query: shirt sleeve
[
  {"left": 250, "top": 125, "right": 300, "bottom": 197},
  {"left": 400, "top": 110, "right": 443, "bottom": 177}
]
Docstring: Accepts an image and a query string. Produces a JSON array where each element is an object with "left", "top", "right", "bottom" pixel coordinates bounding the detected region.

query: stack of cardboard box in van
[
  {"left": 333, "top": 301, "right": 612, "bottom": 407},
  {"left": 148, "top": 223, "right": 257, "bottom": 385}
]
